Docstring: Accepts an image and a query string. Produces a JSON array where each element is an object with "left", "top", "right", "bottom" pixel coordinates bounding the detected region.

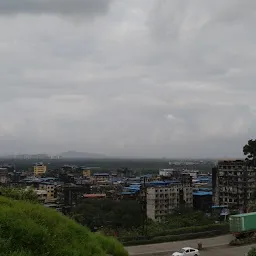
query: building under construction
[{"left": 212, "top": 159, "right": 256, "bottom": 212}]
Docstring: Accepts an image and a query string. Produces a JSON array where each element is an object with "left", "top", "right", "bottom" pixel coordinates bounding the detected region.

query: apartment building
[
  {"left": 93, "top": 173, "right": 110, "bottom": 183},
  {"left": 39, "top": 182, "right": 57, "bottom": 202},
  {"left": 0, "top": 168, "right": 10, "bottom": 184},
  {"left": 212, "top": 159, "right": 256, "bottom": 212},
  {"left": 34, "top": 163, "right": 47, "bottom": 177},
  {"left": 35, "top": 189, "right": 47, "bottom": 202},
  {"left": 146, "top": 181, "right": 193, "bottom": 221}
]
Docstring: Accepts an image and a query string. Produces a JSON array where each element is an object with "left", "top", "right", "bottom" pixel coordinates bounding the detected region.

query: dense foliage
[
  {"left": 72, "top": 199, "right": 143, "bottom": 230},
  {"left": 248, "top": 248, "right": 256, "bottom": 256},
  {"left": 0, "top": 187, "right": 39, "bottom": 203},
  {"left": 72, "top": 201, "right": 218, "bottom": 241},
  {"left": 0, "top": 196, "right": 128, "bottom": 256},
  {"left": 118, "top": 209, "right": 219, "bottom": 240},
  {"left": 243, "top": 139, "right": 256, "bottom": 165},
  {"left": 123, "top": 224, "right": 229, "bottom": 246},
  {"left": 163, "top": 208, "right": 215, "bottom": 228}
]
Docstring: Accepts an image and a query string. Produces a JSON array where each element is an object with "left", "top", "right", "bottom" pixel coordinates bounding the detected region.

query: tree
[
  {"left": 248, "top": 247, "right": 256, "bottom": 256},
  {"left": 243, "top": 139, "right": 256, "bottom": 166},
  {"left": 71, "top": 199, "right": 143, "bottom": 230},
  {"left": 0, "top": 195, "right": 128, "bottom": 256}
]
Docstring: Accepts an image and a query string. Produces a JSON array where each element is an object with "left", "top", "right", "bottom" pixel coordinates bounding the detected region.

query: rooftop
[
  {"left": 121, "top": 191, "right": 137, "bottom": 195},
  {"left": 83, "top": 194, "right": 106, "bottom": 198},
  {"left": 93, "top": 173, "right": 109, "bottom": 176},
  {"left": 147, "top": 180, "right": 181, "bottom": 186},
  {"left": 193, "top": 191, "right": 212, "bottom": 196},
  {"left": 41, "top": 177, "right": 57, "bottom": 181},
  {"left": 231, "top": 212, "right": 256, "bottom": 217},
  {"left": 212, "top": 205, "right": 228, "bottom": 209}
]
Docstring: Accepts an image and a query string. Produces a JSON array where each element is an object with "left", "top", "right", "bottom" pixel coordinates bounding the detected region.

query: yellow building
[
  {"left": 38, "top": 183, "right": 56, "bottom": 202},
  {"left": 83, "top": 169, "right": 91, "bottom": 177},
  {"left": 34, "top": 163, "right": 47, "bottom": 177}
]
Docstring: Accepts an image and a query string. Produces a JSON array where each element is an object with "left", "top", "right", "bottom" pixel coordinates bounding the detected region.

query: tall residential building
[
  {"left": 39, "top": 182, "right": 57, "bottom": 202},
  {"left": 146, "top": 177, "right": 193, "bottom": 221},
  {"left": 34, "top": 163, "right": 47, "bottom": 177},
  {"left": 212, "top": 159, "right": 256, "bottom": 212},
  {"left": 0, "top": 168, "right": 10, "bottom": 184}
]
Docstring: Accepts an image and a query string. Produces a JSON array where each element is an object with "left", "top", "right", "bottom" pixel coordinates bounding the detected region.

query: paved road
[
  {"left": 166, "top": 245, "right": 253, "bottom": 256},
  {"left": 126, "top": 234, "right": 232, "bottom": 256},
  {"left": 128, "top": 244, "right": 256, "bottom": 256},
  {"left": 200, "top": 245, "right": 253, "bottom": 256}
]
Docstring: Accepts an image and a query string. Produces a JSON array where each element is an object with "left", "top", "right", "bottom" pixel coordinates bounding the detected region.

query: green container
[{"left": 229, "top": 212, "right": 256, "bottom": 233}]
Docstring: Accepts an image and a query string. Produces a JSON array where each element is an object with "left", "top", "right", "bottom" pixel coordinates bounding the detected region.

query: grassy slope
[{"left": 0, "top": 196, "right": 128, "bottom": 256}]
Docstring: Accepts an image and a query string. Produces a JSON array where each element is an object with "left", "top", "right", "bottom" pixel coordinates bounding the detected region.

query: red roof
[{"left": 83, "top": 194, "right": 106, "bottom": 198}]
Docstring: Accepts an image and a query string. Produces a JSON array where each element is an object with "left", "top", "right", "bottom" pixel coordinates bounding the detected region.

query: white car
[{"left": 172, "top": 247, "right": 200, "bottom": 256}]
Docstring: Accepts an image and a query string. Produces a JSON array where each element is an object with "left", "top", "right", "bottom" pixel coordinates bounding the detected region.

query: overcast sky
[{"left": 0, "top": 0, "right": 255, "bottom": 158}]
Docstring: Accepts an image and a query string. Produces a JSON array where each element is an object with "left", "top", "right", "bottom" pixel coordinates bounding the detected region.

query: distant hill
[{"left": 60, "top": 151, "right": 106, "bottom": 159}]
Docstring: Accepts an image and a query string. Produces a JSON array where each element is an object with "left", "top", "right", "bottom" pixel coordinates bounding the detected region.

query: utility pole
[
  {"left": 243, "top": 163, "right": 248, "bottom": 213},
  {"left": 141, "top": 177, "right": 147, "bottom": 237}
]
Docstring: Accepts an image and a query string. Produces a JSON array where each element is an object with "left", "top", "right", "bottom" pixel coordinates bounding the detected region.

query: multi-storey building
[
  {"left": 212, "top": 159, "right": 256, "bottom": 212},
  {"left": 145, "top": 177, "right": 193, "bottom": 221},
  {"left": 0, "top": 168, "right": 10, "bottom": 184},
  {"left": 35, "top": 189, "right": 48, "bottom": 202},
  {"left": 39, "top": 182, "right": 57, "bottom": 202},
  {"left": 34, "top": 163, "right": 47, "bottom": 177},
  {"left": 93, "top": 173, "right": 110, "bottom": 183}
]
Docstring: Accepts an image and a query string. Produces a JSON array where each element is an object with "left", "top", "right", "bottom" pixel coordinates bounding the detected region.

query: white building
[
  {"left": 146, "top": 184, "right": 193, "bottom": 222},
  {"left": 182, "top": 170, "right": 199, "bottom": 179},
  {"left": 159, "top": 169, "right": 175, "bottom": 177},
  {"left": 35, "top": 189, "right": 47, "bottom": 202}
]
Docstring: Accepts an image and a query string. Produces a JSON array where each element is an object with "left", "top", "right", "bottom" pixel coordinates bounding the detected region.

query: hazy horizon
[
  {"left": 0, "top": 0, "right": 255, "bottom": 158},
  {"left": 0, "top": 150, "right": 244, "bottom": 160}
]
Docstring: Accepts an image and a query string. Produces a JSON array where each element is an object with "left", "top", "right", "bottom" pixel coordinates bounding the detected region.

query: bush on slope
[{"left": 0, "top": 196, "right": 128, "bottom": 256}]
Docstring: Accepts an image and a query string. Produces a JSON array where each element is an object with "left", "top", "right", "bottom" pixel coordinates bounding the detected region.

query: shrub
[
  {"left": 248, "top": 247, "right": 256, "bottom": 256},
  {"left": 121, "top": 224, "right": 229, "bottom": 246},
  {"left": 0, "top": 187, "right": 39, "bottom": 203},
  {"left": 0, "top": 196, "right": 128, "bottom": 256}
]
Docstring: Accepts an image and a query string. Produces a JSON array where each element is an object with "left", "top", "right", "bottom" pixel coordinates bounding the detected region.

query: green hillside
[{"left": 0, "top": 196, "right": 128, "bottom": 256}]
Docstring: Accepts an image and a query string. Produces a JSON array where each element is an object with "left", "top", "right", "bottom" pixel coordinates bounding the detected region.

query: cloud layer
[
  {"left": 0, "top": 0, "right": 112, "bottom": 16},
  {"left": 0, "top": 0, "right": 255, "bottom": 158}
]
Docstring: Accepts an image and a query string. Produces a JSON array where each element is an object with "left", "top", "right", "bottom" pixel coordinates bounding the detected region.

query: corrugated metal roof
[
  {"left": 83, "top": 194, "right": 106, "bottom": 198},
  {"left": 147, "top": 180, "right": 181, "bottom": 186},
  {"left": 193, "top": 191, "right": 212, "bottom": 196},
  {"left": 231, "top": 212, "right": 256, "bottom": 217},
  {"left": 121, "top": 191, "right": 137, "bottom": 195},
  {"left": 212, "top": 205, "right": 228, "bottom": 208}
]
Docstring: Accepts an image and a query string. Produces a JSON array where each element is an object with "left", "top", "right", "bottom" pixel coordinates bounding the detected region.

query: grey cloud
[
  {"left": 0, "top": 0, "right": 256, "bottom": 157},
  {"left": 0, "top": 0, "right": 112, "bottom": 16}
]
